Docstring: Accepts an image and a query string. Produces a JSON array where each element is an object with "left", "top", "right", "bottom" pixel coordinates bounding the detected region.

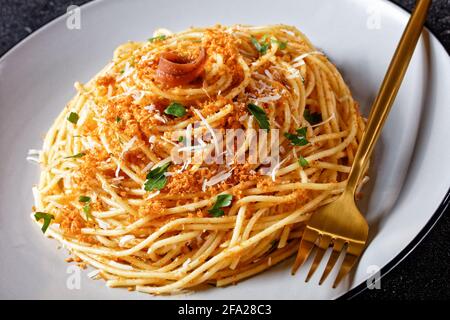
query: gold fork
[{"left": 291, "top": 0, "right": 431, "bottom": 288}]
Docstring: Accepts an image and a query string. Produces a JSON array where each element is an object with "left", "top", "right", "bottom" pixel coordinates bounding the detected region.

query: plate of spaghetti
[{"left": 0, "top": 0, "right": 449, "bottom": 299}]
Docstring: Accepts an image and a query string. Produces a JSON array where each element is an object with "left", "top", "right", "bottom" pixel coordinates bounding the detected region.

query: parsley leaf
[
  {"left": 67, "top": 112, "right": 79, "bottom": 124},
  {"left": 178, "top": 136, "right": 184, "bottom": 142},
  {"left": 144, "top": 162, "right": 171, "bottom": 191},
  {"left": 148, "top": 35, "right": 167, "bottom": 42},
  {"left": 303, "top": 109, "right": 322, "bottom": 125},
  {"left": 284, "top": 127, "right": 309, "bottom": 146},
  {"left": 79, "top": 196, "right": 91, "bottom": 203},
  {"left": 271, "top": 38, "right": 287, "bottom": 50},
  {"left": 34, "top": 212, "right": 54, "bottom": 234},
  {"left": 251, "top": 35, "right": 287, "bottom": 54},
  {"left": 83, "top": 205, "right": 92, "bottom": 220},
  {"left": 78, "top": 196, "right": 92, "bottom": 219},
  {"left": 251, "top": 36, "right": 269, "bottom": 55},
  {"left": 298, "top": 155, "right": 309, "bottom": 167},
  {"left": 164, "top": 102, "right": 187, "bottom": 118},
  {"left": 64, "top": 152, "right": 86, "bottom": 159},
  {"left": 247, "top": 103, "right": 270, "bottom": 130},
  {"left": 208, "top": 194, "right": 233, "bottom": 217}
]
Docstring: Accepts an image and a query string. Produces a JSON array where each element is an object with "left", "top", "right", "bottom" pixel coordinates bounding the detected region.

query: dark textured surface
[{"left": 0, "top": 0, "right": 449, "bottom": 300}]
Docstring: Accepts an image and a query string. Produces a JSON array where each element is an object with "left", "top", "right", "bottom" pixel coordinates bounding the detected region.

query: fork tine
[
  {"left": 291, "top": 228, "right": 319, "bottom": 275},
  {"left": 305, "top": 234, "right": 332, "bottom": 282},
  {"left": 332, "top": 241, "right": 364, "bottom": 288},
  {"left": 319, "top": 238, "right": 345, "bottom": 285},
  {"left": 291, "top": 238, "right": 314, "bottom": 275}
]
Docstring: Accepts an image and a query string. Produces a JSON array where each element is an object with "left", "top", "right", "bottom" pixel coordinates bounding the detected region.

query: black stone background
[{"left": 0, "top": 0, "right": 449, "bottom": 300}]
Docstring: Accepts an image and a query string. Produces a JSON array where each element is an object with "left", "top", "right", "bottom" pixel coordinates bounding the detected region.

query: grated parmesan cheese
[
  {"left": 154, "top": 114, "right": 167, "bottom": 123},
  {"left": 144, "top": 104, "right": 156, "bottom": 112},
  {"left": 86, "top": 136, "right": 100, "bottom": 149},
  {"left": 87, "top": 269, "right": 100, "bottom": 279},
  {"left": 145, "top": 190, "right": 160, "bottom": 200},
  {"left": 264, "top": 69, "right": 274, "bottom": 80},
  {"left": 143, "top": 161, "right": 154, "bottom": 173},
  {"left": 193, "top": 109, "right": 220, "bottom": 155},
  {"left": 270, "top": 158, "right": 288, "bottom": 182},
  {"left": 238, "top": 114, "right": 248, "bottom": 122},
  {"left": 111, "top": 176, "right": 124, "bottom": 185},
  {"left": 256, "top": 94, "right": 281, "bottom": 104},
  {"left": 164, "top": 172, "right": 175, "bottom": 177},
  {"left": 286, "top": 65, "right": 301, "bottom": 79},
  {"left": 117, "top": 62, "right": 134, "bottom": 81},
  {"left": 161, "top": 136, "right": 178, "bottom": 146},
  {"left": 203, "top": 169, "right": 233, "bottom": 190},
  {"left": 51, "top": 223, "right": 61, "bottom": 230},
  {"left": 132, "top": 90, "right": 145, "bottom": 102},
  {"left": 32, "top": 186, "right": 43, "bottom": 211},
  {"left": 292, "top": 51, "right": 324, "bottom": 64},
  {"left": 26, "top": 156, "right": 40, "bottom": 164},
  {"left": 26, "top": 149, "right": 41, "bottom": 164},
  {"left": 148, "top": 135, "right": 156, "bottom": 144},
  {"left": 121, "top": 136, "right": 137, "bottom": 157},
  {"left": 153, "top": 28, "right": 173, "bottom": 37},
  {"left": 282, "top": 29, "right": 295, "bottom": 36}
]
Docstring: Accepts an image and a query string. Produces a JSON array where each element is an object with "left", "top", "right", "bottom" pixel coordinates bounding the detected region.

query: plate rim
[
  {"left": 340, "top": 189, "right": 450, "bottom": 299},
  {"left": 1, "top": 0, "right": 449, "bottom": 300},
  {"left": 340, "top": 0, "right": 450, "bottom": 300}
]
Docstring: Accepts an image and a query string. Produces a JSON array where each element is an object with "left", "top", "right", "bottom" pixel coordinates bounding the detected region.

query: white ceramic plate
[{"left": 0, "top": 0, "right": 449, "bottom": 300}]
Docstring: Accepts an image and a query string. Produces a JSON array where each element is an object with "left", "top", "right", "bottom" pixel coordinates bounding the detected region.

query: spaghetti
[{"left": 31, "top": 24, "right": 367, "bottom": 294}]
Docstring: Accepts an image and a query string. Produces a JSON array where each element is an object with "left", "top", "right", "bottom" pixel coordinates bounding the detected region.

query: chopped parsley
[
  {"left": 64, "top": 152, "right": 86, "bottom": 159},
  {"left": 79, "top": 196, "right": 92, "bottom": 220},
  {"left": 79, "top": 196, "right": 91, "bottom": 203},
  {"left": 116, "top": 116, "right": 122, "bottom": 123},
  {"left": 83, "top": 205, "right": 92, "bottom": 220},
  {"left": 144, "top": 162, "right": 171, "bottom": 191},
  {"left": 271, "top": 38, "right": 287, "bottom": 50},
  {"left": 304, "top": 109, "right": 322, "bottom": 125},
  {"left": 247, "top": 103, "right": 270, "bottom": 130},
  {"left": 34, "top": 212, "right": 54, "bottom": 234},
  {"left": 298, "top": 155, "right": 309, "bottom": 167},
  {"left": 251, "top": 35, "right": 287, "bottom": 54},
  {"left": 67, "top": 112, "right": 79, "bottom": 124},
  {"left": 251, "top": 35, "right": 270, "bottom": 55},
  {"left": 178, "top": 136, "right": 184, "bottom": 142},
  {"left": 148, "top": 35, "right": 167, "bottom": 42},
  {"left": 284, "top": 127, "right": 309, "bottom": 146},
  {"left": 208, "top": 194, "right": 233, "bottom": 217},
  {"left": 164, "top": 102, "right": 187, "bottom": 118}
]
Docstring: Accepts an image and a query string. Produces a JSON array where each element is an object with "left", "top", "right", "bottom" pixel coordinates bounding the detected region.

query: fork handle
[{"left": 346, "top": 0, "right": 431, "bottom": 195}]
